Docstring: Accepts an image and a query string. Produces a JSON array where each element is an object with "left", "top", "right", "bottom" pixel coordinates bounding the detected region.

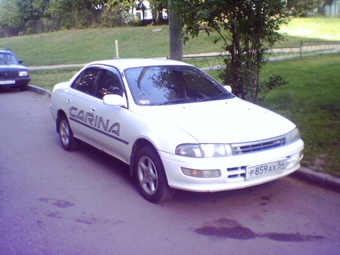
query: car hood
[
  {"left": 140, "top": 98, "right": 295, "bottom": 143},
  {"left": 0, "top": 64, "right": 27, "bottom": 70}
]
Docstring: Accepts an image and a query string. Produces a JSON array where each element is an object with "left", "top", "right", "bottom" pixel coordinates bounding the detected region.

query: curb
[
  {"left": 28, "top": 85, "right": 340, "bottom": 195},
  {"left": 28, "top": 84, "right": 51, "bottom": 96},
  {"left": 291, "top": 167, "right": 340, "bottom": 194}
]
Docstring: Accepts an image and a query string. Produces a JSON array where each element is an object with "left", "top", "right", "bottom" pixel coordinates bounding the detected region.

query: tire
[
  {"left": 135, "top": 146, "right": 175, "bottom": 203},
  {"left": 58, "top": 114, "right": 80, "bottom": 151}
]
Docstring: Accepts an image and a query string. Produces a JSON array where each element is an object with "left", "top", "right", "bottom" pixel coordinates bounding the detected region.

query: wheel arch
[
  {"left": 129, "top": 138, "right": 159, "bottom": 177},
  {"left": 56, "top": 110, "right": 67, "bottom": 133}
]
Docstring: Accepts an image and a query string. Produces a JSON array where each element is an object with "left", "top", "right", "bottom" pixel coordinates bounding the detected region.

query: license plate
[
  {"left": 0, "top": 80, "right": 15, "bottom": 85},
  {"left": 246, "top": 159, "right": 287, "bottom": 180}
]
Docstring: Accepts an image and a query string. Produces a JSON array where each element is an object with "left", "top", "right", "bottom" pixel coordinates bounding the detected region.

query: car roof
[
  {"left": 87, "top": 58, "right": 192, "bottom": 71},
  {"left": 0, "top": 48, "right": 13, "bottom": 53}
]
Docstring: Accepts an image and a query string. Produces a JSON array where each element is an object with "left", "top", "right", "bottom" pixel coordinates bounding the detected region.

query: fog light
[
  {"left": 299, "top": 151, "right": 304, "bottom": 160},
  {"left": 181, "top": 168, "right": 221, "bottom": 178}
]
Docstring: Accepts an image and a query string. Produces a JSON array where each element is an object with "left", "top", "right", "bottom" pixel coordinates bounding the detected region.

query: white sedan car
[{"left": 50, "top": 58, "right": 304, "bottom": 203}]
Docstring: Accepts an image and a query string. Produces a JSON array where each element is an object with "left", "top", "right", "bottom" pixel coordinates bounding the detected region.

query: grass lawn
[
  {"left": 208, "top": 53, "right": 340, "bottom": 176},
  {"left": 1, "top": 18, "right": 339, "bottom": 66},
  {"left": 260, "top": 54, "right": 340, "bottom": 176},
  {"left": 1, "top": 18, "right": 340, "bottom": 176},
  {"left": 30, "top": 68, "right": 80, "bottom": 89},
  {"left": 0, "top": 26, "right": 226, "bottom": 66}
]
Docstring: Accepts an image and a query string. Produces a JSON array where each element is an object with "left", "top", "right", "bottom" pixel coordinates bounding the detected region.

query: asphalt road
[{"left": 1, "top": 89, "right": 340, "bottom": 255}]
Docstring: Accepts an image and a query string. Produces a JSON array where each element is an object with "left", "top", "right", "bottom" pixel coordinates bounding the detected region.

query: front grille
[
  {"left": 233, "top": 137, "right": 286, "bottom": 155},
  {"left": 226, "top": 166, "right": 246, "bottom": 180},
  {"left": 0, "top": 71, "right": 18, "bottom": 79}
]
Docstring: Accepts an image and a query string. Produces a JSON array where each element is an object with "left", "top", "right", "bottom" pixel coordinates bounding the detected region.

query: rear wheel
[
  {"left": 135, "top": 146, "right": 175, "bottom": 203},
  {"left": 58, "top": 114, "right": 80, "bottom": 151}
]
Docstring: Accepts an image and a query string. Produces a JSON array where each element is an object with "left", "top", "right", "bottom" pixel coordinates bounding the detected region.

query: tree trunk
[{"left": 169, "top": 1, "right": 183, "bottom": 61}]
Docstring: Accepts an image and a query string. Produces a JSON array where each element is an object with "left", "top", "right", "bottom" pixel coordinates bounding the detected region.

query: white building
[{"left": 130, "top": 0, "right": 168, "bottom": 24}]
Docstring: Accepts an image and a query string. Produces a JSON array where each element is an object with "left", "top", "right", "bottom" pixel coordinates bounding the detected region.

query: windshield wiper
[
  {"left": 161, "top": 97, "right": 198, "bottom": 105},
  {"left": 199, "top": 93, "right": 233, "bottom": 102}
]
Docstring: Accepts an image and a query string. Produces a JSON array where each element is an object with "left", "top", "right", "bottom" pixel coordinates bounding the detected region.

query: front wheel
[
  {"left": 135, "top": 146, "right": 175, "bottom": 203},
  {"left": 58, "top": 114, "right": 81, "bottom": 151}
]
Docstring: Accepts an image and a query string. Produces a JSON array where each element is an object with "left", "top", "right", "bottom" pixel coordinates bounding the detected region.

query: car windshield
[
  {"left": 0, "top": 53, "right": 18, "bottom": 64},
  {"left": 124, "top": 65, "right": 234, "bottom": 106}
]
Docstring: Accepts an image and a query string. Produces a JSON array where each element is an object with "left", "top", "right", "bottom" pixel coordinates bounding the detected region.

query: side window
[
  {"left": 71, "top": 68, "right": 101, "bottom": 96},
  {"left": 95, "top": 69, "right": 123, "bottom": 99}
]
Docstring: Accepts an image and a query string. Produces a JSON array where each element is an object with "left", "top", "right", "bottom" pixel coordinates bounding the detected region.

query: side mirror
[
  {"left": 224, "top": 85, "right": 232, "bottom": 93},
  {"left": 103, "top": 94, "right": 127, "bottom": 108}
]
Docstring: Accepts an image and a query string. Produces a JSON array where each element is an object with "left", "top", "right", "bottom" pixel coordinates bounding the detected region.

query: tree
[
  {"left": 106, "top": 0, "right": 136, "bottom": 10},
  {"left": 0, "top": 0, "right": 50, "bottom": 36},
  {"left": 49, "top": 0, "right": 108, "bottom": 15},
  {"left": 0, "top": 0, "right": 22, "bottom": 30},
  {"left": 182, "top": 0, "right": 289, "bottom": 103},
  {"left": 169, "top": 0, "right": 183, "bottom": 61},
  {"left": 107, "top": 0, "right": 183, "bottom": 59},
  {"left": 286, "top": 0, "right": 322, "bottom": 16},
  {"left": 149, "top": 0, "right": 168, "bottom": 24},
  {"left": 105, "top": 0, "right": 138, "bottom": 26}
]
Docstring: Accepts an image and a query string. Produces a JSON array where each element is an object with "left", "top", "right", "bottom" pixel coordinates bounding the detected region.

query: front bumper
[
  {"left": 0, "top": 77, "right": 31, "bottom": 88},
  {"left": 160, "top": 139, "right": 304, "bottom": 192}
]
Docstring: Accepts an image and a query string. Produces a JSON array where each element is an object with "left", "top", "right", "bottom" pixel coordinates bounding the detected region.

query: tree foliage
[
  {"left": 49, "top": 0, "right": 107, "bottom": 15},
  {"left": 286, "top": 0, "right": 323, "bottom": 16},
  {"left": 0, "top": 0, "right": 135, "bottom": 36},
  {"left": 182, "top": 0, "right": 289, "bottom": 103},
  {"left": 0, "top": 0, "right": 49, "bottom": 25},
  {"left": 0, "top": 0, "right": 50, "bottom": 35},
  {"left": 0, "top": 0, "right": 331, "bottom": 37},
  {"left": 106, "top": 0, "right": 135, "bottom": 10}
]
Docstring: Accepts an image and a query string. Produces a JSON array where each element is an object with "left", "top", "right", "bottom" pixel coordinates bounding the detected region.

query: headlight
[
  {"left": 176, "top": 143, "right": 235, "bottom": 158},
  {"left": 19, "top": 71, "right": 29, "bottom": 77},
  {"left": 285, "top": 128, "right": 301, "bottom": 144}
]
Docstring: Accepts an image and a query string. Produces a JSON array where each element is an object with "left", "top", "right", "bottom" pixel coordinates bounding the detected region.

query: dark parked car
[{"left": 0, "top": 48, "right": 30, "bottom": 91}]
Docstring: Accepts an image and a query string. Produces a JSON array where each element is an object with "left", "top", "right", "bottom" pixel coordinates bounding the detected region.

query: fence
[
  {"left": 300, "top": 40, "right": 340, "bottom": 57},
  {"left": 183, "top": 52, "right": 228, "bottom": 70},
  {"left": 184, "top": 41, "right": 340, "bottom": 70}
]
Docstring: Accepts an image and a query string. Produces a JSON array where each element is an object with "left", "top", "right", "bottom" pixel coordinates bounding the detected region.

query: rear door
[{"left": 66, "top": 65, "right": 137, "bottom": 164}]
